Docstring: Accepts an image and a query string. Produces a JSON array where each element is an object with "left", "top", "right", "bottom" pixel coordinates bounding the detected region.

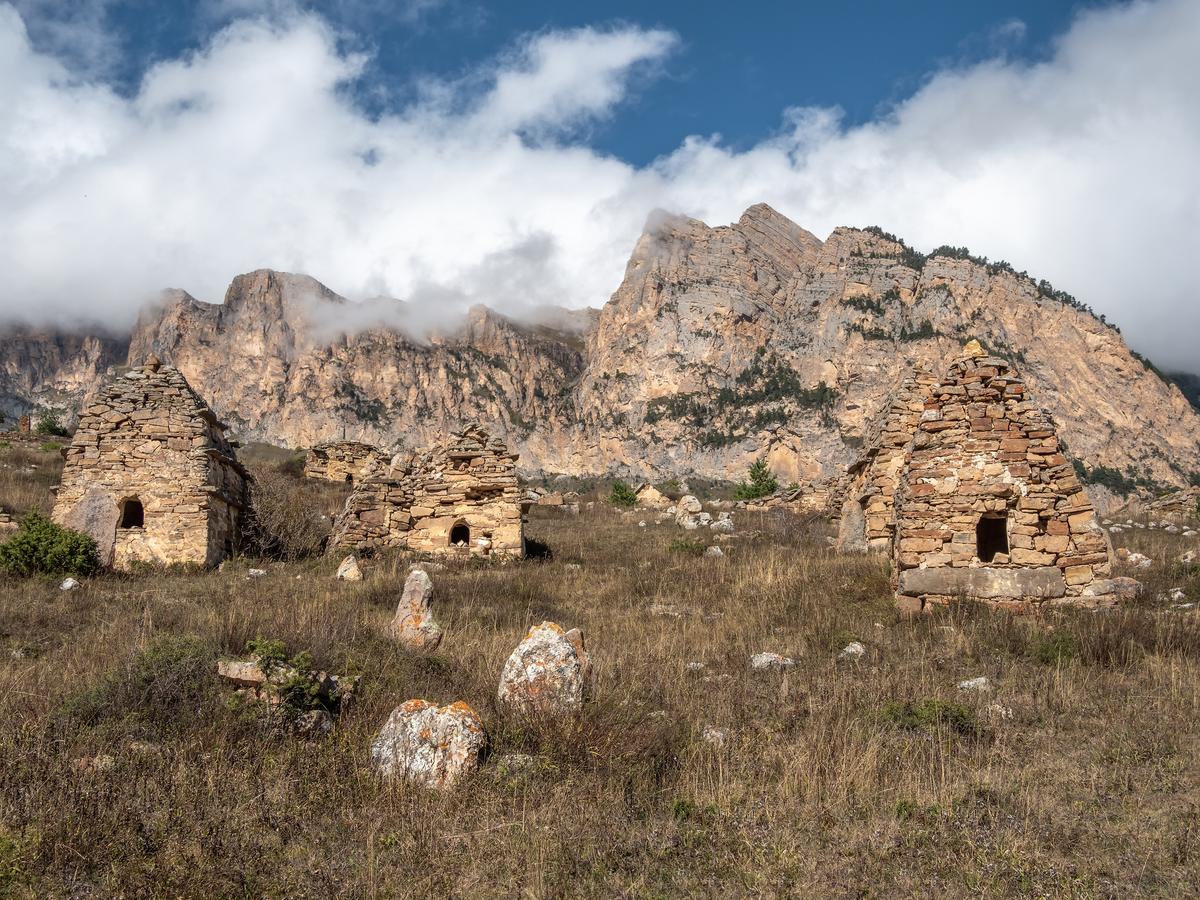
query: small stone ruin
[
  {"left": 303, "top": 440, "right": 391, "bottom": 484},
  {"left": 329, "top": 423, "right": 526, "bottom": 559},
  {"left": 887, "top": 341, "right": 1115, "bottom": 611},
  {"left": 51, "top": 356, "right": 250, "bottom": 569}
]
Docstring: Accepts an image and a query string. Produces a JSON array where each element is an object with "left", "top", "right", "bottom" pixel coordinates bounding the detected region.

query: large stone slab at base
[
  {"left": 898, "top": 566, "right": 1067, "bottom": 600},
  {"left": 59, "top": 486, "right": 118, "bottom": 567}
]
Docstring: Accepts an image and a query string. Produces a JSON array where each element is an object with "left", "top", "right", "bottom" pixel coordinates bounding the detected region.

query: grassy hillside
[{"left": 0, "top": 444, "right": 1199, "bottom": 895}]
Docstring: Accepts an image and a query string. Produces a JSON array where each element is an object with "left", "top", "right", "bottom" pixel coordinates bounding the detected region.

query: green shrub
[
  {"left": 39, "top": 442, "right": 61, "bottom": 452},
  {"left": 0, "top": 512, "right": 100, "bottom": 577},
  {"left": 734, "top": 459, "right": 778, "bottom": 500},
  {"left": 609, "top": 481, "right": 638, "bottom": 508},
  {"left": 59, "top": 635, "right": 214, "bottom": 735},
  {"left": 33, "top": 410, "right": 68, "bottom": 437},
  {"left": 883, "top": 699, "right": 978, "bottom": 736},
  {"left": 1032, "top": 631, "right": 1078, "bottom": 666},
  {"left": 668, "top": 537, "right": 706, "bottom": 556}
]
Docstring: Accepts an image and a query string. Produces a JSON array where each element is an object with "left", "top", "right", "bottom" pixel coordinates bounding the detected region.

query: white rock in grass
[
  {"left": 750, "top": 652, "right": 796, "bottom": 672},
  {"left": 838, "top": 641, "right": 867, "bottom": 661},
  {"left": 335, "top": 555, "right": 362, "bottom": 582},
  {"left": 497, "top": 621, "right": 592, "bottom": 718},
  {"left": 957, "top": 676, "right": 992, "bottom": 692},
  {"left": 1126, "top": 553, "right": 1153, "bottom": 570},
  {"left": 703, "top": 545, "right": 724, "bottom": 558},
  {"left": 686, "top": 661, "right": 706, "bottom": 672},
  {"left": 370, "top": 700, "right": 487, "bottom": 790},
  {"left": 1179, "top": 550, "right": 1197, "bottom": 565},
  {"left": 59, "top": 577, "right": 80, "bottom": 591},
  {"left": 701, "top": 726, "right": 729, "bottom": 748},
  {"left": 247, "top": 568, "right": 266, "bottom": 578}
]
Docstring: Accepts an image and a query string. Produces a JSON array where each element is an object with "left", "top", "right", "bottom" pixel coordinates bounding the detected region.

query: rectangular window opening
[{"left": 976, "top": 515, "right": 1008, "bottom": 563}]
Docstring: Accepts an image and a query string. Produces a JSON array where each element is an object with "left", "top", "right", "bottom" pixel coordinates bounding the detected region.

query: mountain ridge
[{"left": 2, "top": 205, "right": 1197, "bottom": 504}]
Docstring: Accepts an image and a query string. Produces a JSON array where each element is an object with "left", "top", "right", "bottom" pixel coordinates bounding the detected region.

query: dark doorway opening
[
  {"left": 119, "top": 498, "right": 144, "bottom": 529},
  {"left": 345, "top": 474, "right": 353, "bottom": 483},
  {"left": 976, "top": 515, "right": 1008, "bottom": 562},
  {"left": 450, "top": 522, "right": 470, "bottom": 547}
]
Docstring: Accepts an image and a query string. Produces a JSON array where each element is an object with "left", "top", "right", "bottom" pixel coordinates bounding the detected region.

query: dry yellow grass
[{"left": 0, "top": 446, "right": 1198, "bottom": 896}]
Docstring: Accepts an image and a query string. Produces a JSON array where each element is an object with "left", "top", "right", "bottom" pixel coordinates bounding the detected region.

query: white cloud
[{"left": 0, "top": 0, "right": 1197, "bottom": 368}]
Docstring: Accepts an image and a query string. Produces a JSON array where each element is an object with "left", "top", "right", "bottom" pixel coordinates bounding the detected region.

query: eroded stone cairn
[
  {"left": 836, "top": 368, "right": 938, "bottom": 552},
  {"left": 890, "top": 341, "right": 1115, "bottom": 612},
  {"left": 51, "top": 356, "right": 250, "bottom": 569},
  {"left": 303, "top": 440, "right": 390, "bottom": 484},
  {"left": 329, "top": 423, "right": 526, "bottom": 559}
]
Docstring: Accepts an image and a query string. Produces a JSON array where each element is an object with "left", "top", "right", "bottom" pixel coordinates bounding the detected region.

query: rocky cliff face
[
  {"left": 4, "top": 205, "right": 1199, "bottom": 494},
  {"left": 128, "top": 270, "right": 585, "bottom": 459},
  {"left": 0, "top": 327, "right": 127, "bottom": 426}
]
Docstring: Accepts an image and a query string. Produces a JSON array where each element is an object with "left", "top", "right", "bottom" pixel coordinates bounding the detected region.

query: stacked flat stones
[
  {"left": 836, "top": 368, "right": 937, "bottom": 552},
  {"left": 330, "top": 423, "right": 526, "bottom": 558},
  {"left": 890, "top": 341, "right": 1114, "bottom": 611},
  {"left": 52, "top": 356, "right": 249, "bottom": 569},
  {"left": 302, "top": 441, "right": 390, "bottom": 483}
]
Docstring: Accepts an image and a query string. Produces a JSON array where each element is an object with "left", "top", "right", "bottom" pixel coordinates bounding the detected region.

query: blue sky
[
  {"left": 26, "top": 0, "right": 1092, "bottom": 164},
  {"left": 1, "top": 0, "right": 1197, "bottom": 368}
]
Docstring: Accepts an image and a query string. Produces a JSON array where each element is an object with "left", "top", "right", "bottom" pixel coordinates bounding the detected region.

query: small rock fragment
[
  {"left": 335, "top": 555, "right": 362, "bottom": 582},
  {"left": 750, "top": 652, "right": 796, "bottom": 672},
  {"left": 701, "top": 726, "right": 729, "bottom": 748},
  {"left": 957, "top": 676, "right": 991, "bottom": 692},
  {"left": 703, "top": 545, "right": 724, "bottom": 558},
  {"left": 838, "top": 641, "right": 867, "bottom": 661},
  {"left": 59, "top": 577, "right": 80, "bottom": 591}
]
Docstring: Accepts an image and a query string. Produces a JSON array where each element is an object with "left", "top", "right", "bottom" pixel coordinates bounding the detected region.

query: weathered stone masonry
[
  {"left": 52, "top": 356, "right": 250, "bottom": 569},
  {"left": 890, "top": 342, "right": 1114, "bottom": 611},
  {"left": 836, "top": 367, "right": 938, "bottom": 553},
  {"left": 303, "top": 441, "right": 390, "bottom": 484},
  {"left": 330, "top": 423, "right": 526, "bottom": 559}
]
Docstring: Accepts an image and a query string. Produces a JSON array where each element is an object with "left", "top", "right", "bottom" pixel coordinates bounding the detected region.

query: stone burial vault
[
  {"left": 303, "top": 440, "right": 391, "bottom": 484},
  {"left": 329, "top": 423, "right": 526, "bottom": 559},
  {"left": 840, "top": 340, "right": 1115, "bottom": 611},
  {"left": 51, "top": 355, "right": 250, "bottom": 570}
]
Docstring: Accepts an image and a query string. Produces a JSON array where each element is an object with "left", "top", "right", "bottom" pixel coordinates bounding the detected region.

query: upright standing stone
[
  {"left": 388, "top": 568, "right": 443, "bottom": 652},
  {"left": 497, "top": 621, "right": 592, "bottom": 718}
]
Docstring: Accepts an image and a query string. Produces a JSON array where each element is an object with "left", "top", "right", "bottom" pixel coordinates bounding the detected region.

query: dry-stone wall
[
  {"left": 891, "top": 341, "right": 1114, "bottom": 611},
  {"left": 303, "top": 441, "right": 390, "bottom": 484},
  {"left": 52, "top": 356, "right": 249, "bottom": 569},
  {"left": 330, "top": 423, "right": 526, "bottom": 558},
  {"left": 836, "top": 368, "right": 938, "bottom": 552}
]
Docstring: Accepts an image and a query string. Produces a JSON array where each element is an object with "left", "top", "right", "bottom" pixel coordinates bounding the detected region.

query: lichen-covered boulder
[
  {"left": 497, "top": 621, "right": 592, "bottom": 718},
  {"left": 370, "top": 699, "right": 487, "bottom": 789},
  {"left": 387, "top": 568, "right": 443, "bottom": 652}
]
